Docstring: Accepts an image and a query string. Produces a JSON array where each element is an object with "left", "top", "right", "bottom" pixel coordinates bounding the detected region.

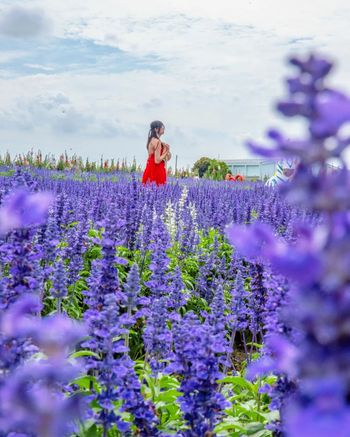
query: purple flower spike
[
  {"left": 287, "top": 77, "right": 313, "bottom": 95},
  {"left": 289, "top": 54, "right": 333, "bottom": 80},
  {"left": 236, "top": 52, "right": 350, "bottom": 435},
  {"left": 246, "top": 140, "right": 281, "bottom": 158},
  {"left": 277, "top": 101, "right": 309, "bottom": 118}
]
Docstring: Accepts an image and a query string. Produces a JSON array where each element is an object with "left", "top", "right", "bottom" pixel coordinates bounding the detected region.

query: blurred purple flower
[
  {"left": 289, "top": 54, "right": 332, "bottom": 80},
  {"left": 227, "top": 220, "right": 324, "bottom": 284},
  {"left": 0, "top": 188, "right": 54, "bottom": 234},
  {"left": 277, "top": 101, "right": 310, "bottom": 118},
  {"left": 285, "top": 385, "right": 350, "bottom": 437},
  {"left": 269, "top": 246, "right": 323, "bottom": 285},
  {"left": 30, "top": 315, "right": 86, "bottom": 359},
  {"left": 0, "top": 361, "right": 84, "bottom": 437},
  {"left": 2, "top": 295, "right": 86, "bottom": 359},
  {"left": 237, "top": 53, "right": 350, "bottom": 435},
  {"left": 311, "top": 90, "right": 350, "bottom": 138},
  {"left": 225, "top": 222, "right": 277, "bottom": 260},
  {"left": 1, "top": 294, "right": 42, "bottom": 337},
  {"left": 0, "top": 293, "right": 86, "bottom": 436}
]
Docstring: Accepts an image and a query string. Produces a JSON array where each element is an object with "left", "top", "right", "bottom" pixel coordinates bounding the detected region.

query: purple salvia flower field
[{"left": 0, "top": 53, "right": 349, "bottom": 437}]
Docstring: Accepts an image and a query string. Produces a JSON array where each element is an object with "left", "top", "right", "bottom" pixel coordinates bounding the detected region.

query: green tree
[
  {"left": 204, "top": 159, "right": 229, "bottom": 181},
  {"left": 192, "top": 157, "right": 212, "bottom": 178}
]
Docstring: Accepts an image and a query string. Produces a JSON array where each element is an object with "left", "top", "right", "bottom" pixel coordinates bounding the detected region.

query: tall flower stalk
[
  {"left": 167, "top": 312, "right": 229, "bottom": 436},
  {"left": 227, "top": 53, "right": 350, "bottom": 436}
]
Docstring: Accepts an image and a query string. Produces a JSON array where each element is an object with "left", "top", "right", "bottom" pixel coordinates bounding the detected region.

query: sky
[{"left": 0, "top": 0, "right": 350, "bottom": 169}]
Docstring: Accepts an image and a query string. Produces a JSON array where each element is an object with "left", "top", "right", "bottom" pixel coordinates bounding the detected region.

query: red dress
[{"left": 142, "top": 144, "right": 166, "bottom": 186}]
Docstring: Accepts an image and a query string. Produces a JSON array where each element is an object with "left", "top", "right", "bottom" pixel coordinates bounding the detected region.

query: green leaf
[
  {"left": 261, "top": 410, "right": 279, "bottom": 422},
  {"left": 220, "top": 376, "right": 254, "bottom": 392},
  {"left": 215, "top": 417, "right": 241, "bottom": 432},
  {"left": 264, "top": 375, "right": 277, "bottom": 385},
  {"left": 67, "top": 221, "right": 79, "bottom": 228},
  {"left": 70, "top": 350, "right": 100, "bottom": 359},
  {"left": 77, "top": 422, "right": 99, "bottom": 437},
  {"left": 156, "top": 389, "right": 182, "bottom": 403},
  {"left": 72, "top": 375, "right": 99, "bottom": 392},
  {"left": 244, "top": 422, "right": 267, "bottom": 434}
]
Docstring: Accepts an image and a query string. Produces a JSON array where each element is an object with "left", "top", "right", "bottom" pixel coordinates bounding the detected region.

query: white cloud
[
  {"left": 24, "top": 63, "right": 55, "bottom": 71},
  {"left": 0, "top": 51, "right": 28, "bottom": 64},
  {"left": 0, "top": 0, "right": 350, "bottom": 168}
]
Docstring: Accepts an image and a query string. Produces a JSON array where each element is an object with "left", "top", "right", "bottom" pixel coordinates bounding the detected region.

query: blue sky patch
[{"left": 0, "top": 36, "right": 163, "bottom": 76}]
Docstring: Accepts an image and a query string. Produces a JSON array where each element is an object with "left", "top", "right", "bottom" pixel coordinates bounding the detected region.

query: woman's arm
[
  {"left": 162, "top": 143, "right": 171, "bottom": 161},
  {"left": 154, "top": 141, "right": 169, "bottom": 164}
]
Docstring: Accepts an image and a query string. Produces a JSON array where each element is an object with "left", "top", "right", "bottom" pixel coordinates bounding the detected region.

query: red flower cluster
[{"left": 225, "top": 173, "right": 245, "bottom": 182}]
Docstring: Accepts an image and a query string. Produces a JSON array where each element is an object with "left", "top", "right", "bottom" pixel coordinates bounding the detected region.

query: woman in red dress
[{"left": 142, "top": 120, "right": 171, "bottom": 186}]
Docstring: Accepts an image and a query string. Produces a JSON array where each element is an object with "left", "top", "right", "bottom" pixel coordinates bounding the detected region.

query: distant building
[
  {"left": 223, "top": 159, "right": 276, "bottom": 180},
  {"left": 223, "top": 158, "right": 339, "bottom": 181}
]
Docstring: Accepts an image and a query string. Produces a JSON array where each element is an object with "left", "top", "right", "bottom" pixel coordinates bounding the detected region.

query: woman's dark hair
[{"left": 146, "top": 120, "right": 164, "bottom": 149}]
